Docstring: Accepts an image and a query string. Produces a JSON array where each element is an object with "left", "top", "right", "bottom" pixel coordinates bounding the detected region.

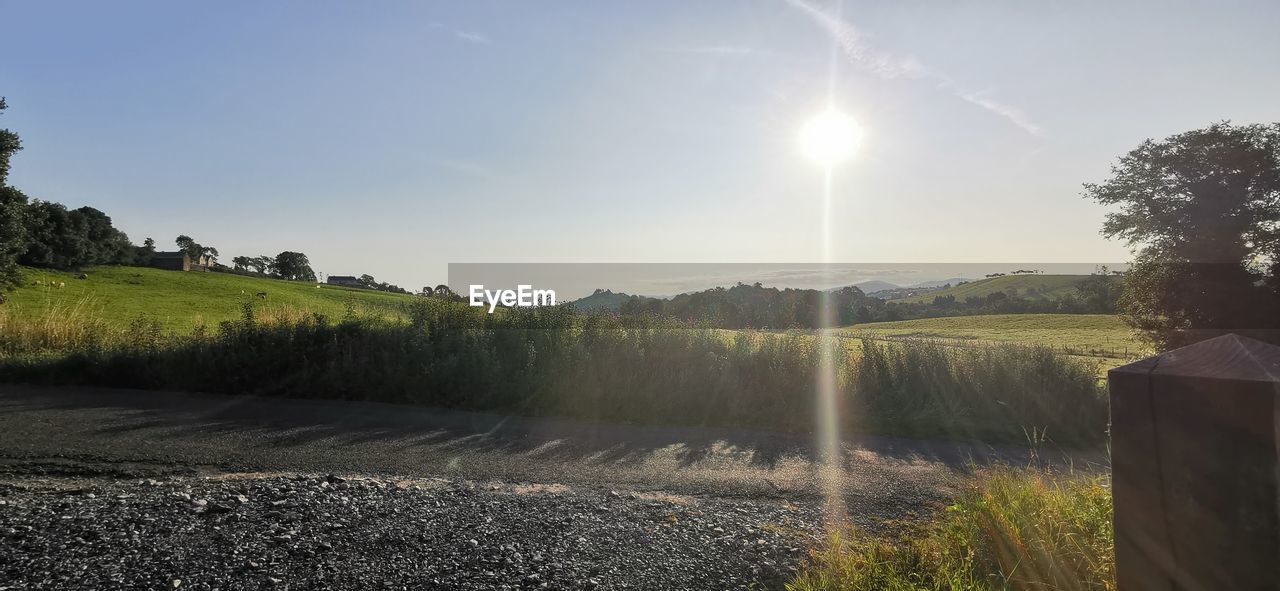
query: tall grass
[
  {"left": 0, "top": 300, "right": 1108, "bottom": 443},
  {"left": 0, "top": 299, "right": 115, "bottom": 356},
  {"left": 852, "top": 339, "right": 1106, "bottom": 443},
  {"left": 788, "top": 468, "right": 1115, "bottom": 591}
]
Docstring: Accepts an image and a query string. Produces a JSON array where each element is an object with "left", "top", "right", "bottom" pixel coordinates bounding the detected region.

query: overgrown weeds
[
  {"left": 788, "top": 468, "right": 1115, "bottom": 591},
  {"left": 851, "top": 339, "right": 1106, "bottom": 443},
  {"left": 0, "top": 300, "right": 1108, "bottom": 443}
]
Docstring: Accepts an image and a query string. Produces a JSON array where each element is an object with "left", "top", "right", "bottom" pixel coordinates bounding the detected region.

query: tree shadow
[{"left": 0, "top": 385, "right": 1102, "bottom": 498}]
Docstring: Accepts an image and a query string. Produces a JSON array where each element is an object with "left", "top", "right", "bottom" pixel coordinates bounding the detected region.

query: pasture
[
  {"left": 841, "top": 313, "right": 1145, "bottom": 360},
  {"left": 4, "top": 266, "right": 417, "bottom": 331},
  {"left": 888, "top": 274, "right": 1092, "bottom": 303}
]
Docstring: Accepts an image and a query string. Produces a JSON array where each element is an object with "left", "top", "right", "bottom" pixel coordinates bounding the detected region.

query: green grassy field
[
  {"left": 840, "top": 313, "right": 1146, "bottom": 363},
  {"left": 889, "top": 274, "right": 1090, "bottom": 303},
  {"left": 5, "top": 266, "right": 418, "bottom": 332}
]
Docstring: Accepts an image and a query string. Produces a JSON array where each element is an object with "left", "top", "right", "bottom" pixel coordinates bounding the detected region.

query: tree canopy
[
  {"left": 0, "top": 98, "right": 27, "bottom": 287},
  {"left": 175, "top": 235, "right": 218, "bottom": 263},
  {"left": 272, "top": 251, "right": 315, "bottom": 282},
  {"left": 1085, "top": 121, "right": 1280, "bottom": 348},
  {"left": 19, "top": 202, "right": 135, "bottom": 269}
]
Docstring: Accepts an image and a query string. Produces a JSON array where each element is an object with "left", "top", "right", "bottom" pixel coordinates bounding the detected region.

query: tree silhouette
[{"left": 1085, "top": 121, "right": 1280, "bottom": 348}]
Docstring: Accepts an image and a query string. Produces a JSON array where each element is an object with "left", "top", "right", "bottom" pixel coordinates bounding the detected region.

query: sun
[{"left": 799, "top": 109, "right": 863, "bottom": 167}]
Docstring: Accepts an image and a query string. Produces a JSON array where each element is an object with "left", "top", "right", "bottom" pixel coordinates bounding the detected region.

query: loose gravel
[{"left": 1, "top": 474, "right": 823, "bottom": 590}]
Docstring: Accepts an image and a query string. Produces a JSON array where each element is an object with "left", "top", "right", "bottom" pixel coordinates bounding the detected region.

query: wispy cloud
[
  {"left": 958, "top": 91, "right": 1043, "bottom": 136},
  {"left": 455, "top": 30, "right": 491, "bottom": 45},
  {"left": 429, "top": 22, "right": 492, "bottom": 45},
  {"left": 782, "top": 0, "right": 934, "bottom": 79},
  {"left": 782, "top": 0, "right": 1044, "bottom": 136},
  {"left": 436, "top": 158, "right": 494, "bottom": 178}
]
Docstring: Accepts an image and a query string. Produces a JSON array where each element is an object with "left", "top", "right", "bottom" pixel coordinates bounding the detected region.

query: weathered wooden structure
[
  {"left": 149, "top": 251, "right": 191, "bottom": 271},
  {"left": 327, "top": 275, "right": 362, "bottom": 287},
  {"left": 149, "top": 252, "right": 211, "bottom": 272},
  {"left": 1109, "top": 334, "right": 1280, "bottom": 590}
]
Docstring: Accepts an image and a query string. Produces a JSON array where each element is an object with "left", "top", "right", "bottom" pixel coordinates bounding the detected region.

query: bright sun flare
[{"left": 799, "top": 109, "right": 863, "bottom": 166}]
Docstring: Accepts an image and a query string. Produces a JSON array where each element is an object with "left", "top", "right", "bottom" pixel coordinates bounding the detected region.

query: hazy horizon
[
  {"left": 447, "top": 262, "right": 1126, "bottom": 300},
  {"left": 4, "top": 0, "right": 1278, "bottom": 289}
]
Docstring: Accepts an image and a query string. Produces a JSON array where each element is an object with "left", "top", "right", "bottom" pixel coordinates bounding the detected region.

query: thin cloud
[
  {"left": 782, "top": 0, "right": 1044, "bottom": 136},
  {"left": 958, "top": 92, "right": 1043, "bottom": 137},
  {"left": 782, "top": 0, "right": 934, "bottom": 79},
  {"left": 429, "top": 22, "right": 492, "bottom": 45},
  {"left": 455, "top": 30, "right": 491, "bottom": 45}
]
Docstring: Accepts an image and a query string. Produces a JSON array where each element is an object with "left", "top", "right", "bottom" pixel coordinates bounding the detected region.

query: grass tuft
[{"left": 788, "top": 468, "right": 1114, "bottom": 591}]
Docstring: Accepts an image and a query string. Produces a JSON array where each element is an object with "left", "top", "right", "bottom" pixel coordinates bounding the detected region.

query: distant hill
[
  {"left": 910, "top": 277, "right": 968, "bottom": 289},
  {"left": 851, "top": 280, "right": 899, "bottom": 293},
  {"left": 888, "top": 274, "right": 1091, "bottom": 303},
  {"left": 836, "top": 278, "right": 966, "bottom": 298},
  {"left": 570, "top": 289, "right": 658, "bottom": 312}
]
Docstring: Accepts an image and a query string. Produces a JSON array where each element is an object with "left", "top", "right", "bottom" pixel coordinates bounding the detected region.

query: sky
[{"left": 3, "top": 0, "right": 1279, "bottom": 291}]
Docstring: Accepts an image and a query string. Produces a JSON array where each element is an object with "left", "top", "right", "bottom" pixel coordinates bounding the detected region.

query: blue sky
[{"left": 3, "top": 0, "right": 1278, "bottom": 290}]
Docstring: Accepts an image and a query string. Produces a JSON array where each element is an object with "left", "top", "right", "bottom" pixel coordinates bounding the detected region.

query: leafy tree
[
  {"left": 1084, "top": 122, "right": 1280, "bottom": 348},
  {"left": 76, "top": 206, "right": 134, "bottom": 264},
  {"left": 0, "top": 98, "right": 27, "bottom": 287},
  {"left": 273, "top": 251, "right": 315, "bottom": 282},
  {"left": 231, "top": 255, "right": 252, "bottom": 271},
  {"left": 248, "top": 255, "right": 274, "bottom": 275},
  {"left": 175, "top": 235, "right": 199, "bottom": 258},
  {"left": 1074, "top": 266, "right": 1123, "bottom": 314},
  {"left": 20, "top": 201, "right": 133, "bottom": 269},
  {"left": 0, "top": 186, "right": 25, "bottom": 288},
  {"left": 175, "top": 235, "right": 218, "bottom": 263},
  {"left": 135, "top": 237, "right": 156, "bottom": 264}
]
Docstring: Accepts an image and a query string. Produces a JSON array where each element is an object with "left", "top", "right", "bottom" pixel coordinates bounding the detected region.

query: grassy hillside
[
  {"left": 840, "top": 313, "right": 1146, "bottom": 361},
  {"left": 4, "top": 266, "right": 418, "bottom": 332},
  {"left": 888, "top": 274, "right": 1090, "bottom": 303}
]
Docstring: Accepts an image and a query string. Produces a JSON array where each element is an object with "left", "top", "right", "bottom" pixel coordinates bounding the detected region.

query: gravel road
[{"left": 0, "top": 385, "right": 1086, "bottom": 589}]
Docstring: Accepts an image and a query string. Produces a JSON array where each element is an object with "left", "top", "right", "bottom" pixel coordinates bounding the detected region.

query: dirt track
[{"left": 0, "top": 384, "right": 1095, "bottom": 590}]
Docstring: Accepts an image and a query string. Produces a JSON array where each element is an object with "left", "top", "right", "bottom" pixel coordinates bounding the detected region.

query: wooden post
[{"left": 1109, "top": 333, "right": 1280, "bottom": 590}]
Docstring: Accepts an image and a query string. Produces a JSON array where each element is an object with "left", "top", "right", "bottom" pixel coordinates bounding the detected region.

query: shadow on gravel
[{"left": 0, "top": 385, "right": 1067, "bottom": 479}]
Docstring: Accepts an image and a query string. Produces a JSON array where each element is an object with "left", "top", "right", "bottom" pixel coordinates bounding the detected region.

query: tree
[
  {"left": 248, "top": 255, "right": 274, "bottom": 275},
  {"left": 231, "top": 255, "right": 252, "bottom": 271},
  {"left": 20, "top": 201, "right": 133, "bottom": 269},
  {"left": 1084, "top": 121, "right": 1280, "bottom": 349},
  {"left": 175, "top": 235, "right": 199, "bottom": 259},
  {"left": 0, "top": 98, "right": 27, "bottom": 287},
  {"left": 175, "top": 235, "right": 218, "bottom": 263},
  {"left": 273, "top": 251, "right": 315, "bottom": 282}
]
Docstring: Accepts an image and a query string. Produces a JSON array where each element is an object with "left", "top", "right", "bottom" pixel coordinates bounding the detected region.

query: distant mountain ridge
[
  {"left": 850, "top": 280, "right": 899, "bottom": 293},
  {"left": 570, "top": 289, "right": 658, "bottom": 311}
]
